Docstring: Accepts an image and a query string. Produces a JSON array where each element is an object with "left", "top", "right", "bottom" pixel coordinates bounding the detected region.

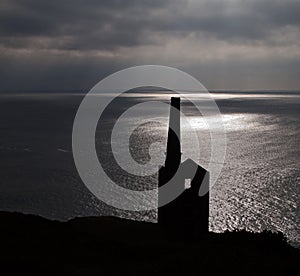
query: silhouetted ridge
[{"left": 0, "top": 211, "right": 299, "bottom": 275}]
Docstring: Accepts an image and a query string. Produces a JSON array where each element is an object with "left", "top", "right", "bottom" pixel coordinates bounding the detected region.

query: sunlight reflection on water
[
  {"left": 0, "top": 92, "right": 299, "bottom": 247},
  {"left": 110, "top": 95, "right": 300, "bottom": 247}
]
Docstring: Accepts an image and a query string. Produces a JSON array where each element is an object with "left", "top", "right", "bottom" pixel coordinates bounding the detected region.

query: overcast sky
[{"left": 1, "top": 0, "right": 300, "bottom": 92}]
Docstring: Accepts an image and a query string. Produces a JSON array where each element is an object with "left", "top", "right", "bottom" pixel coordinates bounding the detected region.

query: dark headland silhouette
[
  {"left": 0, "top": 98, "right": 299, "bottom": 275},
  {"left": 158, "top": 97, "right": 209, "bottom": 239}
]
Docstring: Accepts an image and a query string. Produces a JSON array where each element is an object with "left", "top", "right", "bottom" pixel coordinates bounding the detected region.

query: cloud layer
[{"left": 1, "top": 0, "right": 300, "bottom": 91}]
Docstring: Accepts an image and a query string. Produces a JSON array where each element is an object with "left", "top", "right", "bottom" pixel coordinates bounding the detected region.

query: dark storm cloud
[
  {"left": 1, "top": 0, "right": 299, "bottom": 51},
  {"left": 0, "top": 0, "right": 185, "bottom": 50},
  {"left": 0, "top": 0, "right": 300, "bottom": 91},
  {"left": 153, "top": 0, "right": 300, "bottom": 43}
]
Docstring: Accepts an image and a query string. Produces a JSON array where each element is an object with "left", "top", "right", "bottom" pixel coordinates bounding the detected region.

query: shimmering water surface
[{"left": 0, "top": 91, "right": 299, "bottom": 247}]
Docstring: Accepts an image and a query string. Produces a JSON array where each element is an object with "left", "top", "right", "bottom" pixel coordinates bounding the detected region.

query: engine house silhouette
[{"left": 158, "top": 97, "right": 209, "bottom": 238}]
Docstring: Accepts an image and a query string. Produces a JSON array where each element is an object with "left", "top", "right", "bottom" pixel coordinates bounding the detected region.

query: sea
[{"left": 0, "top": 90, "right": 299, "bottom": 247}]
